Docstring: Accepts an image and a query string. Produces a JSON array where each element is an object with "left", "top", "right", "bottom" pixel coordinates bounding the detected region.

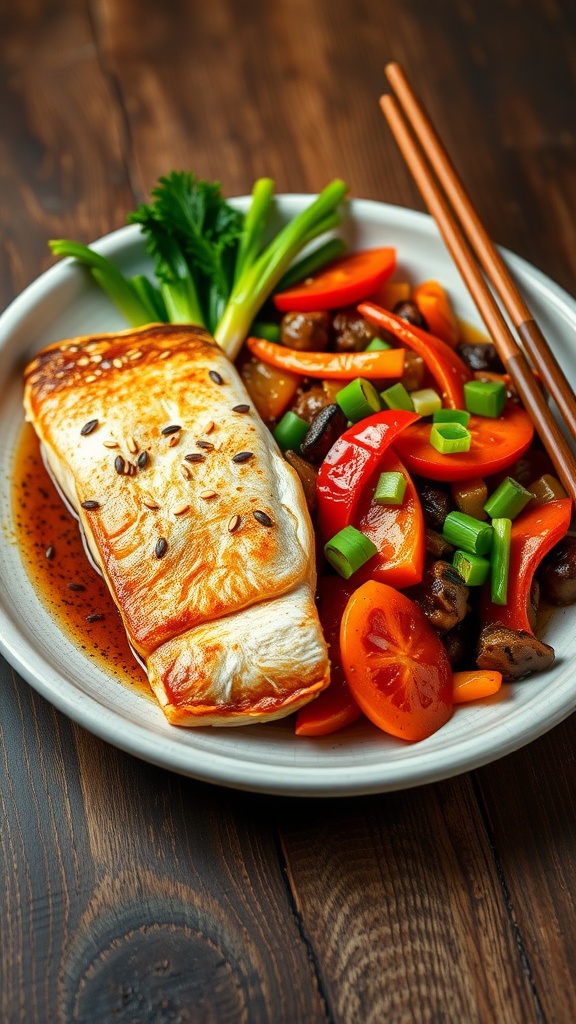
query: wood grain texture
[
  {"left": 478, "top": 717, "right": 576, "bottom": 1024},
  {"left": 0, "top": 0, "right": 134, "bottom": 312},
  {"left": 2, "top": 0, "right": 576, "bottom": 1021},
  {"left": 0, "top": 661, "right": 328, "bottom": 1024},
  {"left": 279, "top": 778, "right": 541, "bottom": 1023}
]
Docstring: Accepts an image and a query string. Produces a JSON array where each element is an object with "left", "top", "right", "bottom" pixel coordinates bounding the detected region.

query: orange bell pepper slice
[
  {"left": 245, "top": 336, "right": 405, "bottom": 380},
  {"left": 452, "top": 670, "right": 503, "bottom": 704},
  {"left": 412, "top": 280, "right": 460, "bottom": 349}
]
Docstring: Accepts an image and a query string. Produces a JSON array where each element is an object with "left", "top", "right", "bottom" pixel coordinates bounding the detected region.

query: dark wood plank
[
  {"left": 95, "top": 0, "right": 418, "bottom": 201},
  {"left": 0, "top": 0, "right": 133, "bottom": 310},
  {"left": 475, "top": 717, "right": 576, "bottom": 1022},
  {"left": 382, "top": 0, "right": 576, "bottom": 293},
  {"left": 279, "top": 778, "right": 541, "bottom": 1022},
  {"left": 0, "top": 3, "right": 328, "bottom": 1020},
  {"left": 2, "top": 0, "right": 576, "bottom": 1021},
  {"left": 0, "top": 660, "right": 329, "bottom": 1024}
]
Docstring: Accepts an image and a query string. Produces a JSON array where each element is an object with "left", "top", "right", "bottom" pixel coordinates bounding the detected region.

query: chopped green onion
[
  {"left": 380, "top": 382, "right": 415, "bottom": 412},
  {"left": 432, "top": 408, "right": 470, "bottom": 427},
  {"left": 365, "top": 336, "right": 392, "bottom": 352},
  {"left": 484, "top": 477, "right": 533, "bottom": 520},
  {"left": 491, "top": 518, "right": 512, "bottom": 604},
  {"left": 464, "top": 379, "right": 506, "bottom": 418},
  {"left": 274, "top": 238, "right": 347, "bottom": 293},
  {"left": 324, "top": 526, "right": 378, "bottom": 579},
  {"left": 452, "top": 549, "right": 491, "bottom": 586},
  {"left": 273, "top": 410, "right": 309, "bottom": 452},
  {"left": 374, "top": 471, "right": 407, "bottom": 505},
  {"left": 430, "top": 422, "right": 471, "bottom": 454},
  {"left": 410, "top": 388, "right": 442, "bottom": 416},
  {"left": 300, "top": 212, "right": 341, "bottom": 247},
  {"left": 251, "top": 321, "right": 281, "bottom": 342},
  {"left": 336, "top": 378, "right": 382, "bottom": 422},
  {"left": 442, "top": 511, "right": 493, "bottom": 556}
]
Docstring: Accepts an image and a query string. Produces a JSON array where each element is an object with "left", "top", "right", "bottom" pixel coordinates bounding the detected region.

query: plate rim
[{"left": 2, "top": 196, "right": 576, "bottom": 797}]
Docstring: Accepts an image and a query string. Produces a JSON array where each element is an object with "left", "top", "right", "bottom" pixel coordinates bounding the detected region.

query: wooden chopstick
[
  {"left": 379, "top": 70, "right": 576, "bottom": 507},
  {"left": 385, "top": 61, "right": 576, "bottom": 444}
]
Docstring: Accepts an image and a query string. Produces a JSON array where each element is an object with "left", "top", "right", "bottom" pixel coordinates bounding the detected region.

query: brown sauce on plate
[
  {"left": 11, "top": 423, "right": 151, "bottom": 698},
  {"left": 11, "top": 423, "right": 561, "bottom": 697}
]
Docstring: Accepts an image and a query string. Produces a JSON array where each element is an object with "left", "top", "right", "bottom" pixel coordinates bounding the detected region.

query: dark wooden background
[{"left": 2, "top": 1, "right": 576, "bottom": 1021}]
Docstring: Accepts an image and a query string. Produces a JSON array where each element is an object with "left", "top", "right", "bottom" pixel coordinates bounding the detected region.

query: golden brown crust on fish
[{"left": 24, "top": 324, "right": 330, "bottom": 725}]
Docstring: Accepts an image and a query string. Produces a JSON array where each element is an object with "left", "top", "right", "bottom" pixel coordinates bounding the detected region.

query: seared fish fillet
[{"left": 23, "top": 324, "right": 330, "bottom": 725}]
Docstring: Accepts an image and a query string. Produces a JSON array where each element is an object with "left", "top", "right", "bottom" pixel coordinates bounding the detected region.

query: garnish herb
[{"left": 49, "top": 173, "right": 348, "bottom": 361}]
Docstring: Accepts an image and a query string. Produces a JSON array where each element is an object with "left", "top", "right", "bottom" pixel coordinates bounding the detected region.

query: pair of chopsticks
[{"left": 381, "top": 62, "right": 576, "bottom": 507}]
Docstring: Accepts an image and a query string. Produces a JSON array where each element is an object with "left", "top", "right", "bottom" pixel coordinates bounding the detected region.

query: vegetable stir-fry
[{"left": 49, "top": 173, "right": 576, "bottom": 744}]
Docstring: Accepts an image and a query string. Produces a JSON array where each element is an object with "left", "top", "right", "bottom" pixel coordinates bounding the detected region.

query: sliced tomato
[
  {"left": 352, "top": 449, "right": 425, "bottom": 588},
  {"left": 295, "top": 577, "right": 362, "bottom": 737},
  {"left": 340, "top": 581, "right": 453, "bottom": 742},
  {"left": 316, "top": 409, "right": 420, "bottom": 541},
  {"left": 393, "top": 402, "right": 534, "bottom": 482},
  {"left": 273, "top": 248, "right": 396, "bottom": 312}
]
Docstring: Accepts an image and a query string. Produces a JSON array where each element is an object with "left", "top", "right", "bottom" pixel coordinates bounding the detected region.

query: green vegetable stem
[
  {"left": 49, "top": 173, "right": 348, "bottom": 362},
  {"left": 215, "top": 178, "right": 348, "bottom": 359},
  {"left": 48, "top": 241, "right": 153, "bottom": 326}
]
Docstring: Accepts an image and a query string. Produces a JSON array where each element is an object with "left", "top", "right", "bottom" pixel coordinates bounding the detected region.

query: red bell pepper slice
[
  {"left": 274, "top": 247, "right": 396, "bottom": 312},
  {"left": 352, "top": 449, "right": 425, "bottom": 588},
  {"left": 358, "top": 301, "right": 472, "bottom": 408},
  {"left": 295, "top": 577, "right": 362, "bottom": 737},
  {"left": 481, "top": 499, "right": 572, "bottom": 632},
  {"left": 393, "top": 402, "right": 534, "bottom": 482},
  {"left": 316, "top": 409, "right": 420, "bottom": 541}
]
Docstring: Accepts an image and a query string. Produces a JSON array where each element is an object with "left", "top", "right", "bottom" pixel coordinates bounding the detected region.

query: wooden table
[{"left": 2, "top": 2, "right": 576, "bottom": 1020}]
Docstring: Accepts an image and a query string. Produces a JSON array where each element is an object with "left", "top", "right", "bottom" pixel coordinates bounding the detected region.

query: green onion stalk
[
  {"left": 233, "top": 177, "right": 275, "bottom": 285},
  {"left": 215, "top": 179, "right": 348, "bottom": 361},
  {"left": 49, "top": 241, "right": 153, "bottom": 327},
  {"left": 49, "top": 176, "right": 349, "bottom": 364}
]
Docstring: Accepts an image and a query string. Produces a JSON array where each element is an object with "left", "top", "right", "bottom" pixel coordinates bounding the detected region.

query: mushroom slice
[{"left": 476, "top": 623, "right": 554, "bottom": 680}]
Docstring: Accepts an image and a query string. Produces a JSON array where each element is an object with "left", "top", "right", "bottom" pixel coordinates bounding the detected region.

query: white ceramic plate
[{"left": 1, "top": 197, "right": 576, "bottom": 797}]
